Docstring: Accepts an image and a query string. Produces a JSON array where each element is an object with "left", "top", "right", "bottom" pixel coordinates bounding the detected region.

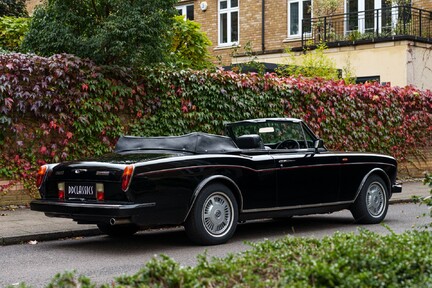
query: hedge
[
  {"left": 0, "top": 53, "right": 431, "bottom": 193},
  {"left": 10, "top": 229, "right": 432, "bottom": 287}
]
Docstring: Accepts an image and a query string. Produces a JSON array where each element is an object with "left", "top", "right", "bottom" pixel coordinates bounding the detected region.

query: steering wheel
[{"left": 276, "top": 139, "right": 300, "bottom": 149}]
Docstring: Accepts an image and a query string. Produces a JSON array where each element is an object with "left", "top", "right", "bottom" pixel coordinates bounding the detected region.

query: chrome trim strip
[
  {"left": 137, "top": 162, "right": 396, "bottom": 177},
  {"left": 137, "top": 165, "right": 266, "bottom": 176},
  {"left": 242, "top": 200, "right": 353, "bottom": 213},
  {"left": 32, "top": 200, "right": 155, "bottom": 210}
]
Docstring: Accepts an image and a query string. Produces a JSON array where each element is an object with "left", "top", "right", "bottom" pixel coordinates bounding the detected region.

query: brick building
[{"left": 177, "top": 0, "right": 432, "bottom": 89}]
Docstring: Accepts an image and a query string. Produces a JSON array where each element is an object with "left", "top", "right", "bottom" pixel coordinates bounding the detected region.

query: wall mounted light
[{"left": 200, "top": 1, "right": 208, "bottom": 11}]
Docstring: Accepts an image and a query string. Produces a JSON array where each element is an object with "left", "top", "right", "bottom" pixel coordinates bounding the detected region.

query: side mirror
[{"left": 314, "top": 139, "right": 324, "bottom": 153}]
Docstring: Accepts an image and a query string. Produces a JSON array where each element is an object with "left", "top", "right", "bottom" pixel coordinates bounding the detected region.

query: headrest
[{"left": 236, "top": 134, "right": 264, "bottom": 149}]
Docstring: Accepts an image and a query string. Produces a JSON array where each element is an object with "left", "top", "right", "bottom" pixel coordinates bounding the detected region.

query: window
[
  {"left": 177, "top": 4, "right": 194, "bottom": 20},
  {"left": 345, "top": 0, "right": 397, "bottom": 34},
  {"left": 356, "top": 75, "right": 380, "bottom": 84},
  {"left": 288, "top": 0, "right": 312, "bottom": 38},
  {"left": 218, "top": 0, "right": 239, "bottom": 46}
]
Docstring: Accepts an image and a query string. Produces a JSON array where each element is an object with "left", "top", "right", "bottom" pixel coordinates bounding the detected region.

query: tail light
[
  {"left": 121, "top": 165, "right": 134, "bottom": 192},
  {"left": 58, "top": 182, "right": 65, "bottom": 200},
  {"left": 36, "top": 165, "right": 48, "bottom": 189},
  {"left": 96, "top": 183, "right": 104, "bottom": 201}
]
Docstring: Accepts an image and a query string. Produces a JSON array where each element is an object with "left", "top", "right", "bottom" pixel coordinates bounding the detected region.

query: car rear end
[{"left": 31, "top": 161, "right": 154, "bottom": 224}]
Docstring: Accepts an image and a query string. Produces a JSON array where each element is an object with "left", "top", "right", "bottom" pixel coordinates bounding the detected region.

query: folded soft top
[{"left": 115, "top": 132, "right": 240, "bottom": 154}]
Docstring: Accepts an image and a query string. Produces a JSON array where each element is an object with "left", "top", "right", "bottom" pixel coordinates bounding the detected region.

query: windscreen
[{"left": 229, "top": 120, "right": 314, "bottom": 147}]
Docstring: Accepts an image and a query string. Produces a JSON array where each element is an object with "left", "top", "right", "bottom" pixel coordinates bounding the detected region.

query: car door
[
  {"left": 273, "top": 152, "right": 340, "bottom": 207},
  {"left": 272, "top": 122, "right": 340, "bottom": 207}
]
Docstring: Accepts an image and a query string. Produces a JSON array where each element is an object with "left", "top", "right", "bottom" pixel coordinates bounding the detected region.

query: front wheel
[
  {"left": 350, "top": 175, "right": 389, "bottom": 224},
  {"left": 184, "top": 183, "right": 238, "bottom": 245}
]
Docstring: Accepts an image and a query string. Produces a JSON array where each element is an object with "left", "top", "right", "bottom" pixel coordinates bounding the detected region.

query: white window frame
[
  {"left": 218, "top": 0, "right": 240, "bottom": 47},
  {"left": 288, "top": 0, "right": 312, "bottom": 39},
  {"left": 176, "top": 4, "right": 194, "bottom": 20},
  {"left": 344, "top": 0, "right": 402, "bottom": 35}
]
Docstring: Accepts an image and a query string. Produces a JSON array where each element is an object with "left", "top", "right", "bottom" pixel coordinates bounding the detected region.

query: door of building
[{"left": 346, "top": 0, "right": 396, "bottom": 35}]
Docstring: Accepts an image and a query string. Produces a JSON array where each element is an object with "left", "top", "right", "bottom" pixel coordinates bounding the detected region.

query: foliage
[
  {"left": 21, "top": 0, "right": 178, "bottom": 68},
  {"left": 8, "top": 230, "right": 432, "bottom": 287},
  {"left": 0, "top": 0, "right": 27, "bottom": 17},
  {"left": 0, "top": 53, "right": 431, "bottom": 195},
  {"left": 277, "top": 42, "right": 355, "bottom": 83},
  {"left": 169, "top": 16, "right": 214, "bottom": 70},
  {"left": 413, "top": 173, "right": 432, "bottom": 228},
  {"left": 0, "top": 46, "right": 10, "bottom": 54},
  {"left": 387, "top": 0, "right": 411, "bottom": 5},
  {"left": 230, "top": 41, "right": 266, "bottom": 74},
  {"left": 0, "top": 16, "right": 30, "bottom": 51},
  {"left": 312, "top": 0, "right": 339, "bottom": 17}
]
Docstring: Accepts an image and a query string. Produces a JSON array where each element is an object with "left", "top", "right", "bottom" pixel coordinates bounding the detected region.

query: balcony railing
[{"left": 301, "top": 5, "right": 432, "bottom": 49}]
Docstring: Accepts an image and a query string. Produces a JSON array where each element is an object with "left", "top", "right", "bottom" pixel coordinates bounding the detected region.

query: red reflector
[
  {"left": 36, "top": 165, "right": 48, "bottom": 188},
  {"left": 97, "top": 191, "right": 104, "bottom": 201},
  {"left": 96, "top": 183, "right": 104, "bottom": 201},
  {"left": 58, "top": 182, "right": 65, "bottom": 200},
  {"left": 121, "top": 165, "right": 134, "bottom": 191},
  {"left": 58, "top": 190, "right": 65, "bottom": 200}
]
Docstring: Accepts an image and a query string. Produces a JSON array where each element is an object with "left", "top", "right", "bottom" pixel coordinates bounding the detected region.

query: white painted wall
[{"left": 236, "top": 40, "right": 432, "bottom": 90}]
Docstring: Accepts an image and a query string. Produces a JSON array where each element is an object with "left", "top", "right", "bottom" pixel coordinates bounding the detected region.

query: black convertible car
[{"left": 31, "top": 118, "right": 402, "bottom": 245}]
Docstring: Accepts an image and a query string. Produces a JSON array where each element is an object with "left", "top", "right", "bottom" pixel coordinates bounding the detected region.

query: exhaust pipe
[{"left": 109, "top": 218, "right": 132, "bottom": 226}]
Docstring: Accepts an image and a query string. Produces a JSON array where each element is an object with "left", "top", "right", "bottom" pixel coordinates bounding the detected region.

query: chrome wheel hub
[
  {"left": 202, "top": 193, "right": 233, "bottom": 237},
  {"left": 366, "top": 182, "right": 385, "bottom": 217}
]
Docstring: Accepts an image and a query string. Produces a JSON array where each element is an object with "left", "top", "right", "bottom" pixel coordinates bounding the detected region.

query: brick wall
[
  {"left": 195, "top": 0, "right": 349, "bottom": 65},
  {"left": 194, "top": 0, "right": 432, "bottom": 66},
  {"left": 399, "top": 148, "right": 432, "bottom": 178},
  {"left": 413, "top": 0, "right": 432, "bottom": 11},
  {"left": 195, "top": 0, "right": 264, "bottom": 65},
  {"left": 264, "top": 0, "right": 288, "bottom": 52},
  {"left": 0, "top": 180, "right": 32, "bottom": 206}
]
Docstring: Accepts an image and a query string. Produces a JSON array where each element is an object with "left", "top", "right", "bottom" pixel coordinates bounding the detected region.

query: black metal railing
[{"left": 301, "top": 5, "right": 432, "bottom": 48}]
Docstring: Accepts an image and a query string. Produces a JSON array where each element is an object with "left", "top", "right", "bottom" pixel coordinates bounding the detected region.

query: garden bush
[
  {"left": 0, "top": 53, "right": 431, "bottom": 194},
  {"left": 0, "top": 0, "right": 27, "bottom": 17},
  {"left": 169, "top": 16, "right": 213, "bottom": 70},
  {"left": 0, "top": 16, "right": 30, "bottom": 51},
  {"left": 9, "top": 229, "right": 432, "bottom": 287},
  {"left": 21, "top": 0, "right": 177, "bottom": 68}
]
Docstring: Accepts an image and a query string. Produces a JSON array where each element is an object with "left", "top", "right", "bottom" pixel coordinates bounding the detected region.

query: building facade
[{"left": 177, "top": 0, "right": 432, "bottom": 89}]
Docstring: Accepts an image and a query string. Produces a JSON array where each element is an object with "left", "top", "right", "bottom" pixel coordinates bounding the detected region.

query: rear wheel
[
  {"left": 97, "top": 223, "right": 139, "bottom": 237},
  {"left": 351, "top": 175, "right": 389, "bottom": 224},
  {"left": 185, "top": 183, "right": 238, "bottom": 245}
]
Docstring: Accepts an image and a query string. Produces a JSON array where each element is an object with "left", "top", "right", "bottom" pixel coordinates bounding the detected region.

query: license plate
[{"left": 66, "top": 183, "right": 96, "bottom": 199}]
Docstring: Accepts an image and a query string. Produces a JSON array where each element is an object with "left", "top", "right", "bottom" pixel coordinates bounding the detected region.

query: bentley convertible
[{"left": 31, "top": 118, "right": 402, "bottom": 245}]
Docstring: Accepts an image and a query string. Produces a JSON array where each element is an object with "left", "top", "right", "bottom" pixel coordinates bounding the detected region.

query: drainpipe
[{"left": 262, "top": 0, "right": 265, "bottom": 54}]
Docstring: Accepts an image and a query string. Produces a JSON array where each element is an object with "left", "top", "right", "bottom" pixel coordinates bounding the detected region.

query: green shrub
[
  {"left": 21, "top": 0, "right": 177, "bottom": 67},
  {"left": 169, "top": 16, "right": 213, "bottom": 70},
  {"left": 0, "top": 16, "right": 30, "bottom": 51},
  {"left": 8, "top": 230, "right": 432, "bottom": 287},
  {"left": 278, "top": 43, "right": 340, "bottom": 80},
  {"left": 0, "top": 0, "right": 27, "bottom": 17}
]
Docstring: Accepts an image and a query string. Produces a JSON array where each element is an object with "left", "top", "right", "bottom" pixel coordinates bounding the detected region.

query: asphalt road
[{"left": 1, "top": 203, "right": 430, "bottom": 287}]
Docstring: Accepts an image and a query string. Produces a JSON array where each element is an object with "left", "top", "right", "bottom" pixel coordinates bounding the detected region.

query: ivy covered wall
[{"left": 0, "top": 53, "right": 431, "bottom": 197}]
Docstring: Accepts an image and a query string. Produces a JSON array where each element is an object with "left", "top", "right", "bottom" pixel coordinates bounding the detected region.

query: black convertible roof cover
[{"left": 115, "top": 132, "right": 239, "bottom": 154}]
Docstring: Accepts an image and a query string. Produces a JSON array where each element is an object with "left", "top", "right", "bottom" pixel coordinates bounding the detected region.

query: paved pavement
[{"left": 0, "top": 181, "right": 430, "bottom": 246}]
